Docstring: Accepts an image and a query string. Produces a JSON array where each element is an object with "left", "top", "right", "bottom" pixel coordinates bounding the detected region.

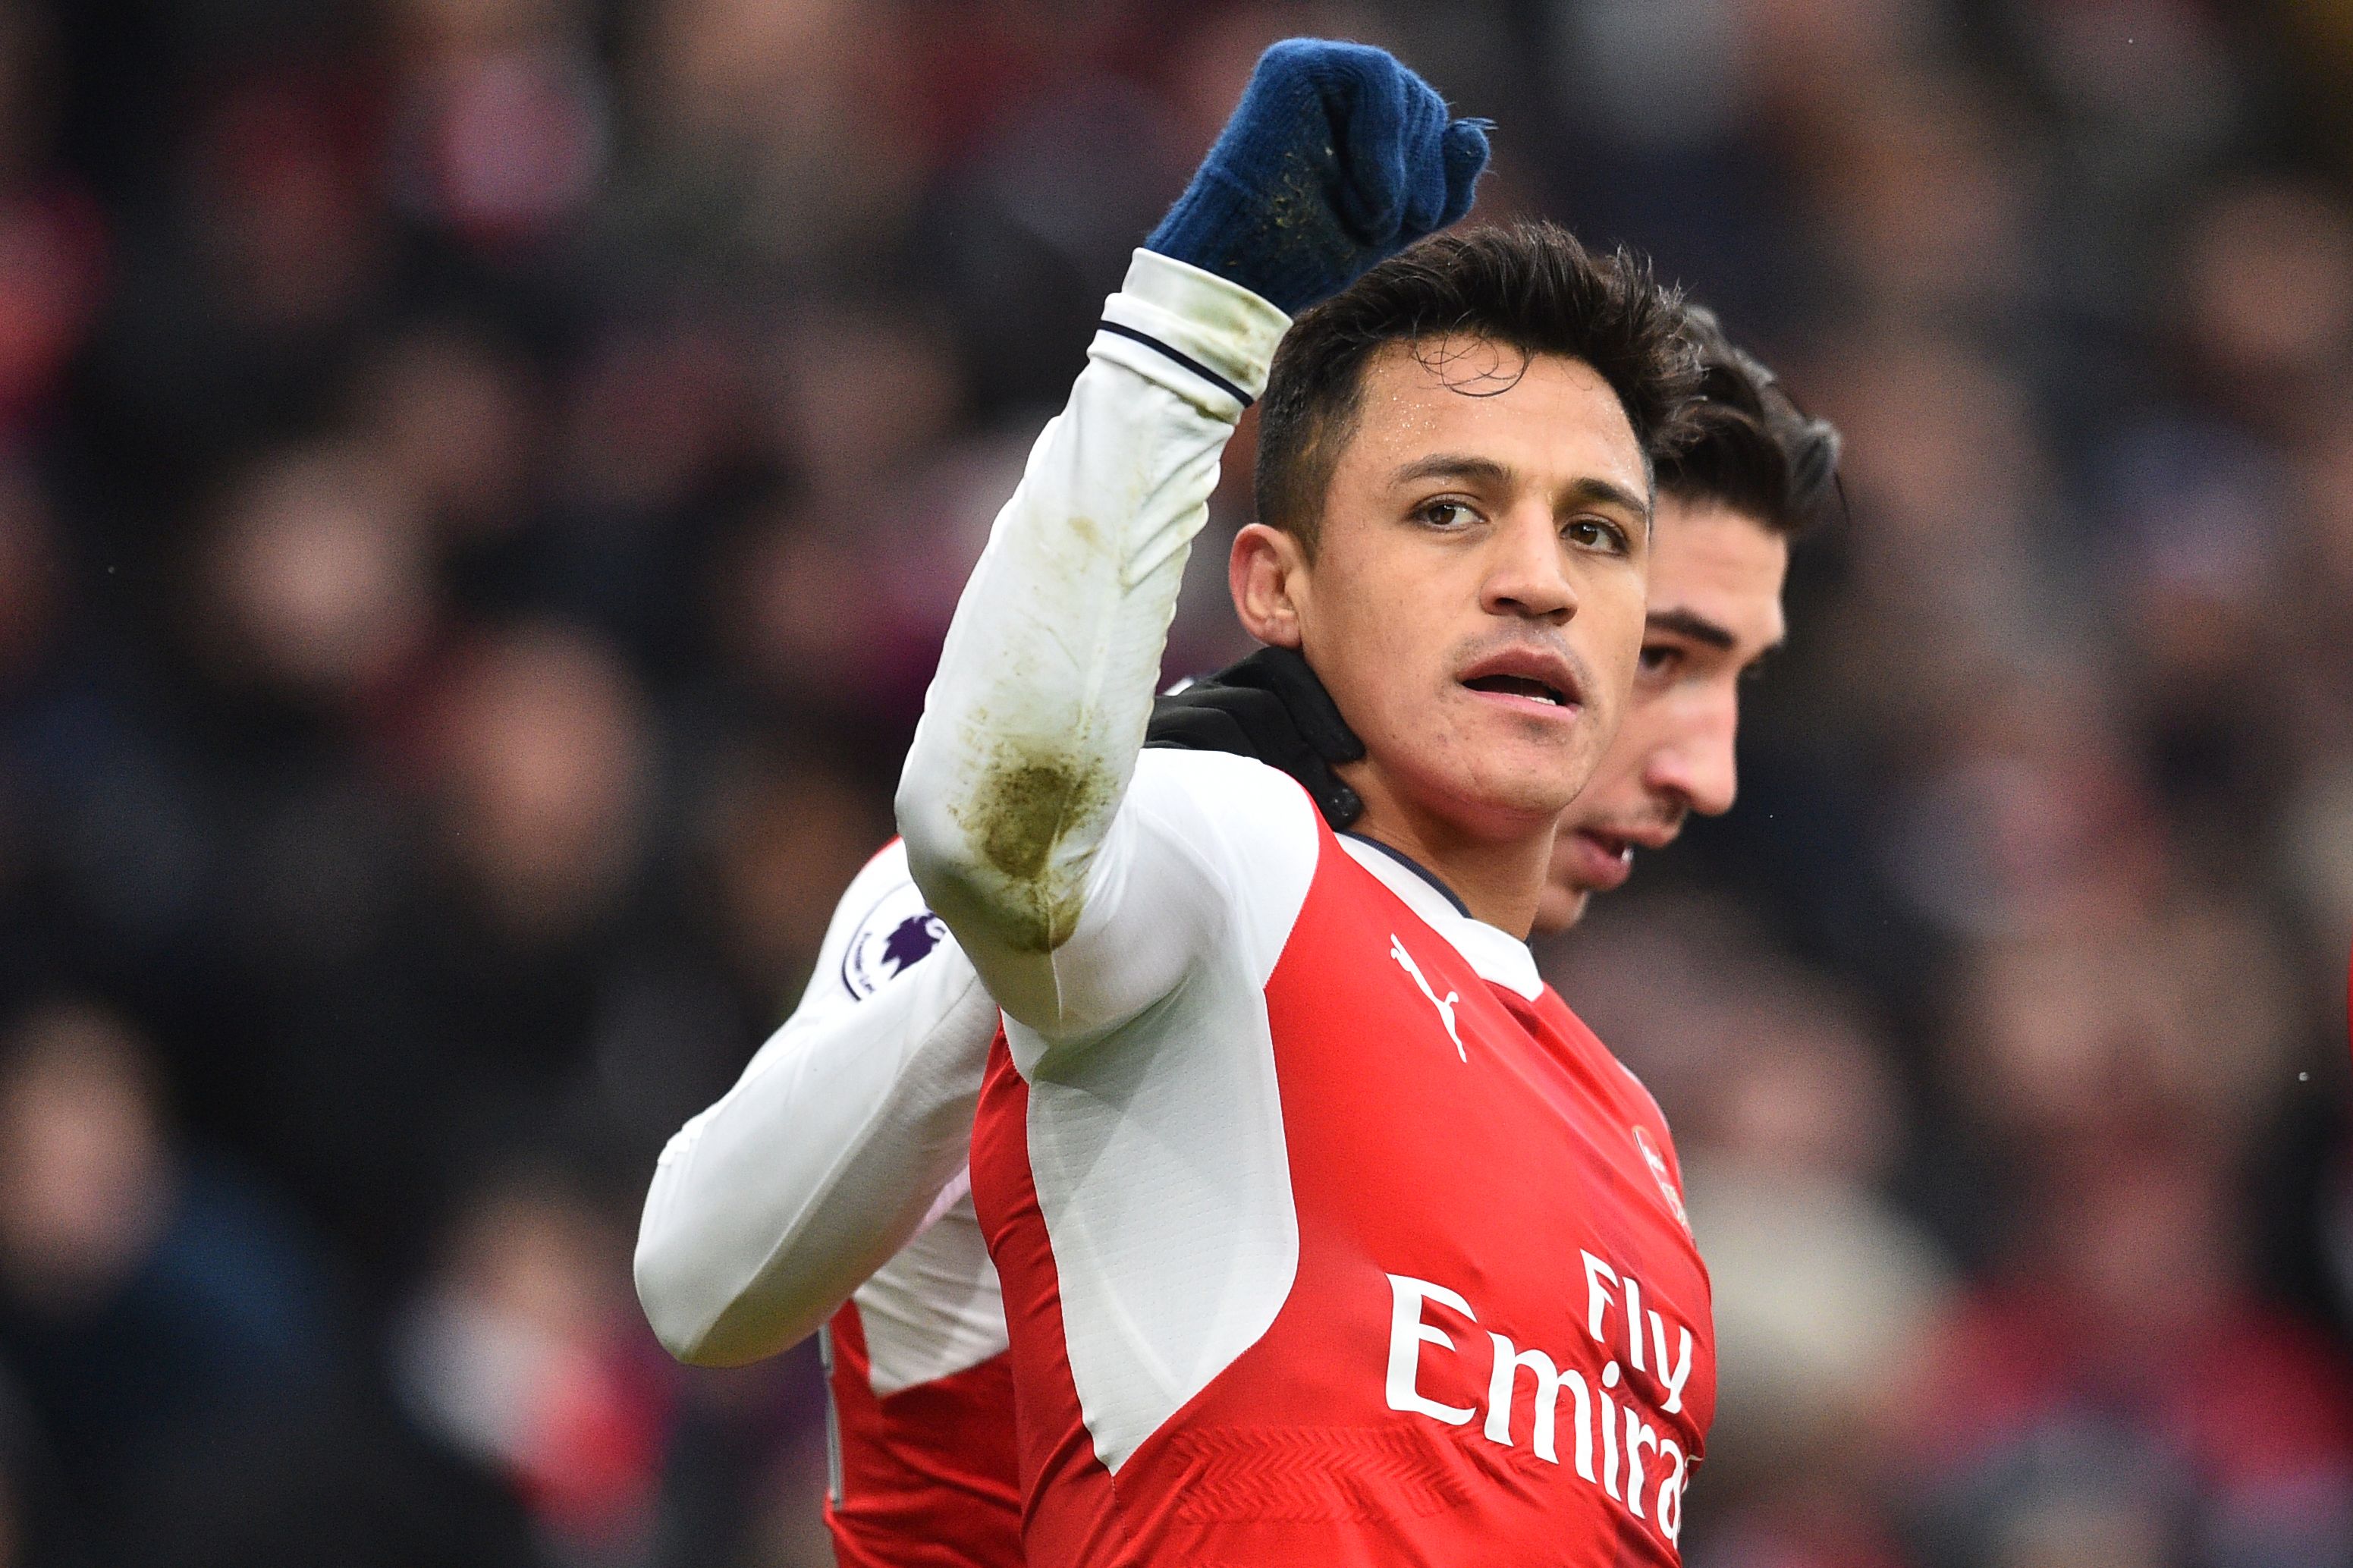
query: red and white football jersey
[{"left": 965, "top": 750, "right": 1715, "bottom": 1568}]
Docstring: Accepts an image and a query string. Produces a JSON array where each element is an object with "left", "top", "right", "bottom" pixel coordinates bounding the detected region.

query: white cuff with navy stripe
[{"left": 1093, "top": 249, "right": 1292, "bottom": 419}]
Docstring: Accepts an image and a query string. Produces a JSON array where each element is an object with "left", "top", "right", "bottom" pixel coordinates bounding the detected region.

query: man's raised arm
[{"left": 894, "top": 40, "right": 1488, "bottom": 1036}]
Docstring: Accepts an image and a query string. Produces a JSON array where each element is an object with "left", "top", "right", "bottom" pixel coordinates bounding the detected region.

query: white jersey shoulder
[{"left": 1007, "top": 747, "right": 1322, "bottom": 1071}]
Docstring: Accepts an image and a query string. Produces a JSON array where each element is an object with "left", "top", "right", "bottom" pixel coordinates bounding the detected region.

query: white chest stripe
[{"left": 1020, "top": 753, "right": 1315, "bottom": 1473}]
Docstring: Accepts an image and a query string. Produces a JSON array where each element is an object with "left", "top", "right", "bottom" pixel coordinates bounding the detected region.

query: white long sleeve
[
  {"left": 894, "top": 250, "right": 1290, "bottom": 1039},
  {"left": 633, "top": 842, "right": 1001, "bottom": 1366}
]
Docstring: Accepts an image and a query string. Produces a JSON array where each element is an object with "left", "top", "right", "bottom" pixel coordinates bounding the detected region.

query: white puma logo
[{"left": 1389, "top": 934, "right": 1464, "bottom": 1060}]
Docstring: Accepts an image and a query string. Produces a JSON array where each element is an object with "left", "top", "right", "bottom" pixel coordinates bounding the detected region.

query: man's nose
[
  {"left": 1647, "top": 691, "right": 1739, "bottom": 818},
  {"left": 1479, "top": 504, "right": 1575, "bottom": 622}
]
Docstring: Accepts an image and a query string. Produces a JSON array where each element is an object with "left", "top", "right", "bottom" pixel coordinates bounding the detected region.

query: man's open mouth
[
  {"left": 1579, "top": 828, "right": 1633, "bottom": 863},
  {"left": 1462, "top": 674, "right": 1572, "bottom": 707}
]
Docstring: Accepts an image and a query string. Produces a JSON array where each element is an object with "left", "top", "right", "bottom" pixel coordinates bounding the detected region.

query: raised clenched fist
[{"left": 1145, "top": 39, "right": 1491, "bottom": 316}]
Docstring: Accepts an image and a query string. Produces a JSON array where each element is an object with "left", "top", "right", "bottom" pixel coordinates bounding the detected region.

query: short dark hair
[
  {"left": 1657, "top": 306, "right": 1842, "bottom": 538},
  {"left": 1254, "top": 221, "right": 1701, "bottom": 552}
]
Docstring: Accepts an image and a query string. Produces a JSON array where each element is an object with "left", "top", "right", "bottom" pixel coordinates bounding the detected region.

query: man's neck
[{"left": 1337, "top": 765, "right": 1554, "bottom": 938}]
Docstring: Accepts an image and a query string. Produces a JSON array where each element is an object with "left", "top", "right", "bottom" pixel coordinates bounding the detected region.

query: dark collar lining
[{"left": 1340, "top": 831, "right": 1472, "bottom": 919}]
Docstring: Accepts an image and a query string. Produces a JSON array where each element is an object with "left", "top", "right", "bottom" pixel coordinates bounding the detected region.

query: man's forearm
[
  {"left": 894, "top": 250, "right": 1286, "bottom": 1029},
  {"left": 634, "top": 949, "right": 997, "bottom": 1366}
]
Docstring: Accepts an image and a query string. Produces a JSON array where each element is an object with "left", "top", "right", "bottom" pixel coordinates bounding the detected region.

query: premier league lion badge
[{"left": 841, "top": 880, "right": 950, "bottom": 998}]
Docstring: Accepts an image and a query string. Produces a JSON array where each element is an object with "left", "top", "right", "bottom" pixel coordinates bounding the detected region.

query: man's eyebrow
[
  {"left": 1560, "top": 474, "right": 1651, "bottom": 522},
  {"left": 1647, "top": 607, "right": 1789, "bottom": 665},
  {"left": 1389, "top": 453, "right": 1512, "bottom": 489},
  {"left": 1643, "top": 605, "right": 1737, "bottom": 650}
]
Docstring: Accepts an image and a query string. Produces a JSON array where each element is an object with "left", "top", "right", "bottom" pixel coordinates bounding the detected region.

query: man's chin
[
  {"left": 1533, "top": 881, "right": 1591, "bottom": 937},
  {"left": 1450, "top": 724, "right": 1595, "bottom": 823},
  {"left": 1553, "top": 823, "right": 1637, "bottom": 897},
  {"left": 1362, "top": 703, "right": 1595, "bottom": 841}
]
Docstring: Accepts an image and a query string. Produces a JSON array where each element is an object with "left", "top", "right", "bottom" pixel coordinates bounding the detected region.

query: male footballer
[
  {"left": 639, "top": 39, "right": 1838, "bottom": 1566},
  {"left": 896, "top": 36, "right": 1695, "bottom": 1565}
]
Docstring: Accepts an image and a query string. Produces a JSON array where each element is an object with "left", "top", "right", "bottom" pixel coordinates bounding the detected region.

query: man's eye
[
  {"left": 1565, "top": 518, "right": 1626, "bottom": 552},
  {"left": 1417, "top": 500, "right": 1475, "bottom": 529},
  {"left": 1638, "top": 644, "right": 1682, "bottom": 677}
]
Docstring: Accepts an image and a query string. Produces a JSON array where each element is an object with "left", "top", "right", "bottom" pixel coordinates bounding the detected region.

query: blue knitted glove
[{"left": 1145, "top": 39, "right": 1491, "bottom": 316}]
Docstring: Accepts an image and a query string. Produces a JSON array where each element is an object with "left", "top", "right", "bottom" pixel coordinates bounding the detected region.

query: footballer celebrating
[
  {"left": 639, "top": 39, "right": 1841, "bottom": 1567},
  {"left": 894, "top": 39, "right": 1695, "bottom": 1566}
]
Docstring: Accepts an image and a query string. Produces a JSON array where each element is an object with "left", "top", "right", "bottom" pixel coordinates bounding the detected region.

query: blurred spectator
[
  {"left": 1904, "top": 1144, "right": 2353, "bottom": 1568},
  {"left": 0, "top": 999, "right": 331, "bottom": 1553},
  {"left": 766, "top": 299, "right": 959, "bottom": 498},
  {"left": 692, "top": 741, "right": 887, "bottom": 1008},
  {"left": 193, "top": 441, "right": 437, "bottom": 715},
  {"left": 1800, "top": 71, "right": 2038, "bottom": 325},
  {"left": 247, "top": 621, "right": 677, "bottom": 1274},
  {"left": 2173, "top": 178, "right": 2353, "bottom": 441},
  {"left": 1949, "top": 897, "right": 2301, "bottom": 1201},
  {"left": 347, "top": 318, "right": 545, "bottom": 557},
  {"left": 615, "top": 0, "right": 928, "bottom": 284},
  {"left": 1873, "top": 654, "right": 2166, "bottom": 943},
  {"left": 393, "top": 1167, "right": 668, "bottom": 1564},
  {"left": 385, "top": 0, "right": 608, "bottom": 254},
  {"left": 1903, "top": 884, "right": 2353, "bottom": 1568},
  {"left": 426, "top": 621, "right": 650, "bottom": 943}
]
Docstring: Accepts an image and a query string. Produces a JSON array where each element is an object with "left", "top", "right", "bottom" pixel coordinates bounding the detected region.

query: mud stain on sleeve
[{"left": 958, "top": 746, "right": 1113, "bottom": 954}]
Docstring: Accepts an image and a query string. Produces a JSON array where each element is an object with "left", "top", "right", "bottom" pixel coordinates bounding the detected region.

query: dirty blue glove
[{"left": 1145, "top": 39, "right": 1491, "bottom": 316}]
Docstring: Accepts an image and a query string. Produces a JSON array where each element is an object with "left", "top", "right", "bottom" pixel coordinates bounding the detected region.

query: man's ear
[{"left": 1230, "top": 522, "right": 1308, "bottom": 648}]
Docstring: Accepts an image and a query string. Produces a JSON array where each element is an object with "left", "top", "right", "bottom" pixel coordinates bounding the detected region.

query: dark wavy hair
[
  {"left": 1254, "top": 221, "right": 1701, "bottom": 553},
  {"left": 1657, "top": 305, "right": 1843, "bottom": 538}
]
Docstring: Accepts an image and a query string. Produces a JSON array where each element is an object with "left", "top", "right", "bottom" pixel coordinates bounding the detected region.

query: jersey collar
[{"left": 1337, "top": 834, "right": 1544, "bottom": 1001}]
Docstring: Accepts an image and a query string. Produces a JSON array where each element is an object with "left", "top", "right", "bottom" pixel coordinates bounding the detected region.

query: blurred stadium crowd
[{"left": 0, "top": 0, "right": 2349, "bottom": 1563}]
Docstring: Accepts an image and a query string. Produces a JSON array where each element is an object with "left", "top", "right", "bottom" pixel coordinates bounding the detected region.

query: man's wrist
[{"left": 1096, "top": 249, "right": 1291, "bottom": 416}]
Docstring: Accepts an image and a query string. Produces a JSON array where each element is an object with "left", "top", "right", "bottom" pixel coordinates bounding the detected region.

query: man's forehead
[
  {"left": 1359, "top": 337, "right": 1643, "bottom": 478},
  {"left": 1646, "top": 499, "right": 1789, "bottom": 651}
]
